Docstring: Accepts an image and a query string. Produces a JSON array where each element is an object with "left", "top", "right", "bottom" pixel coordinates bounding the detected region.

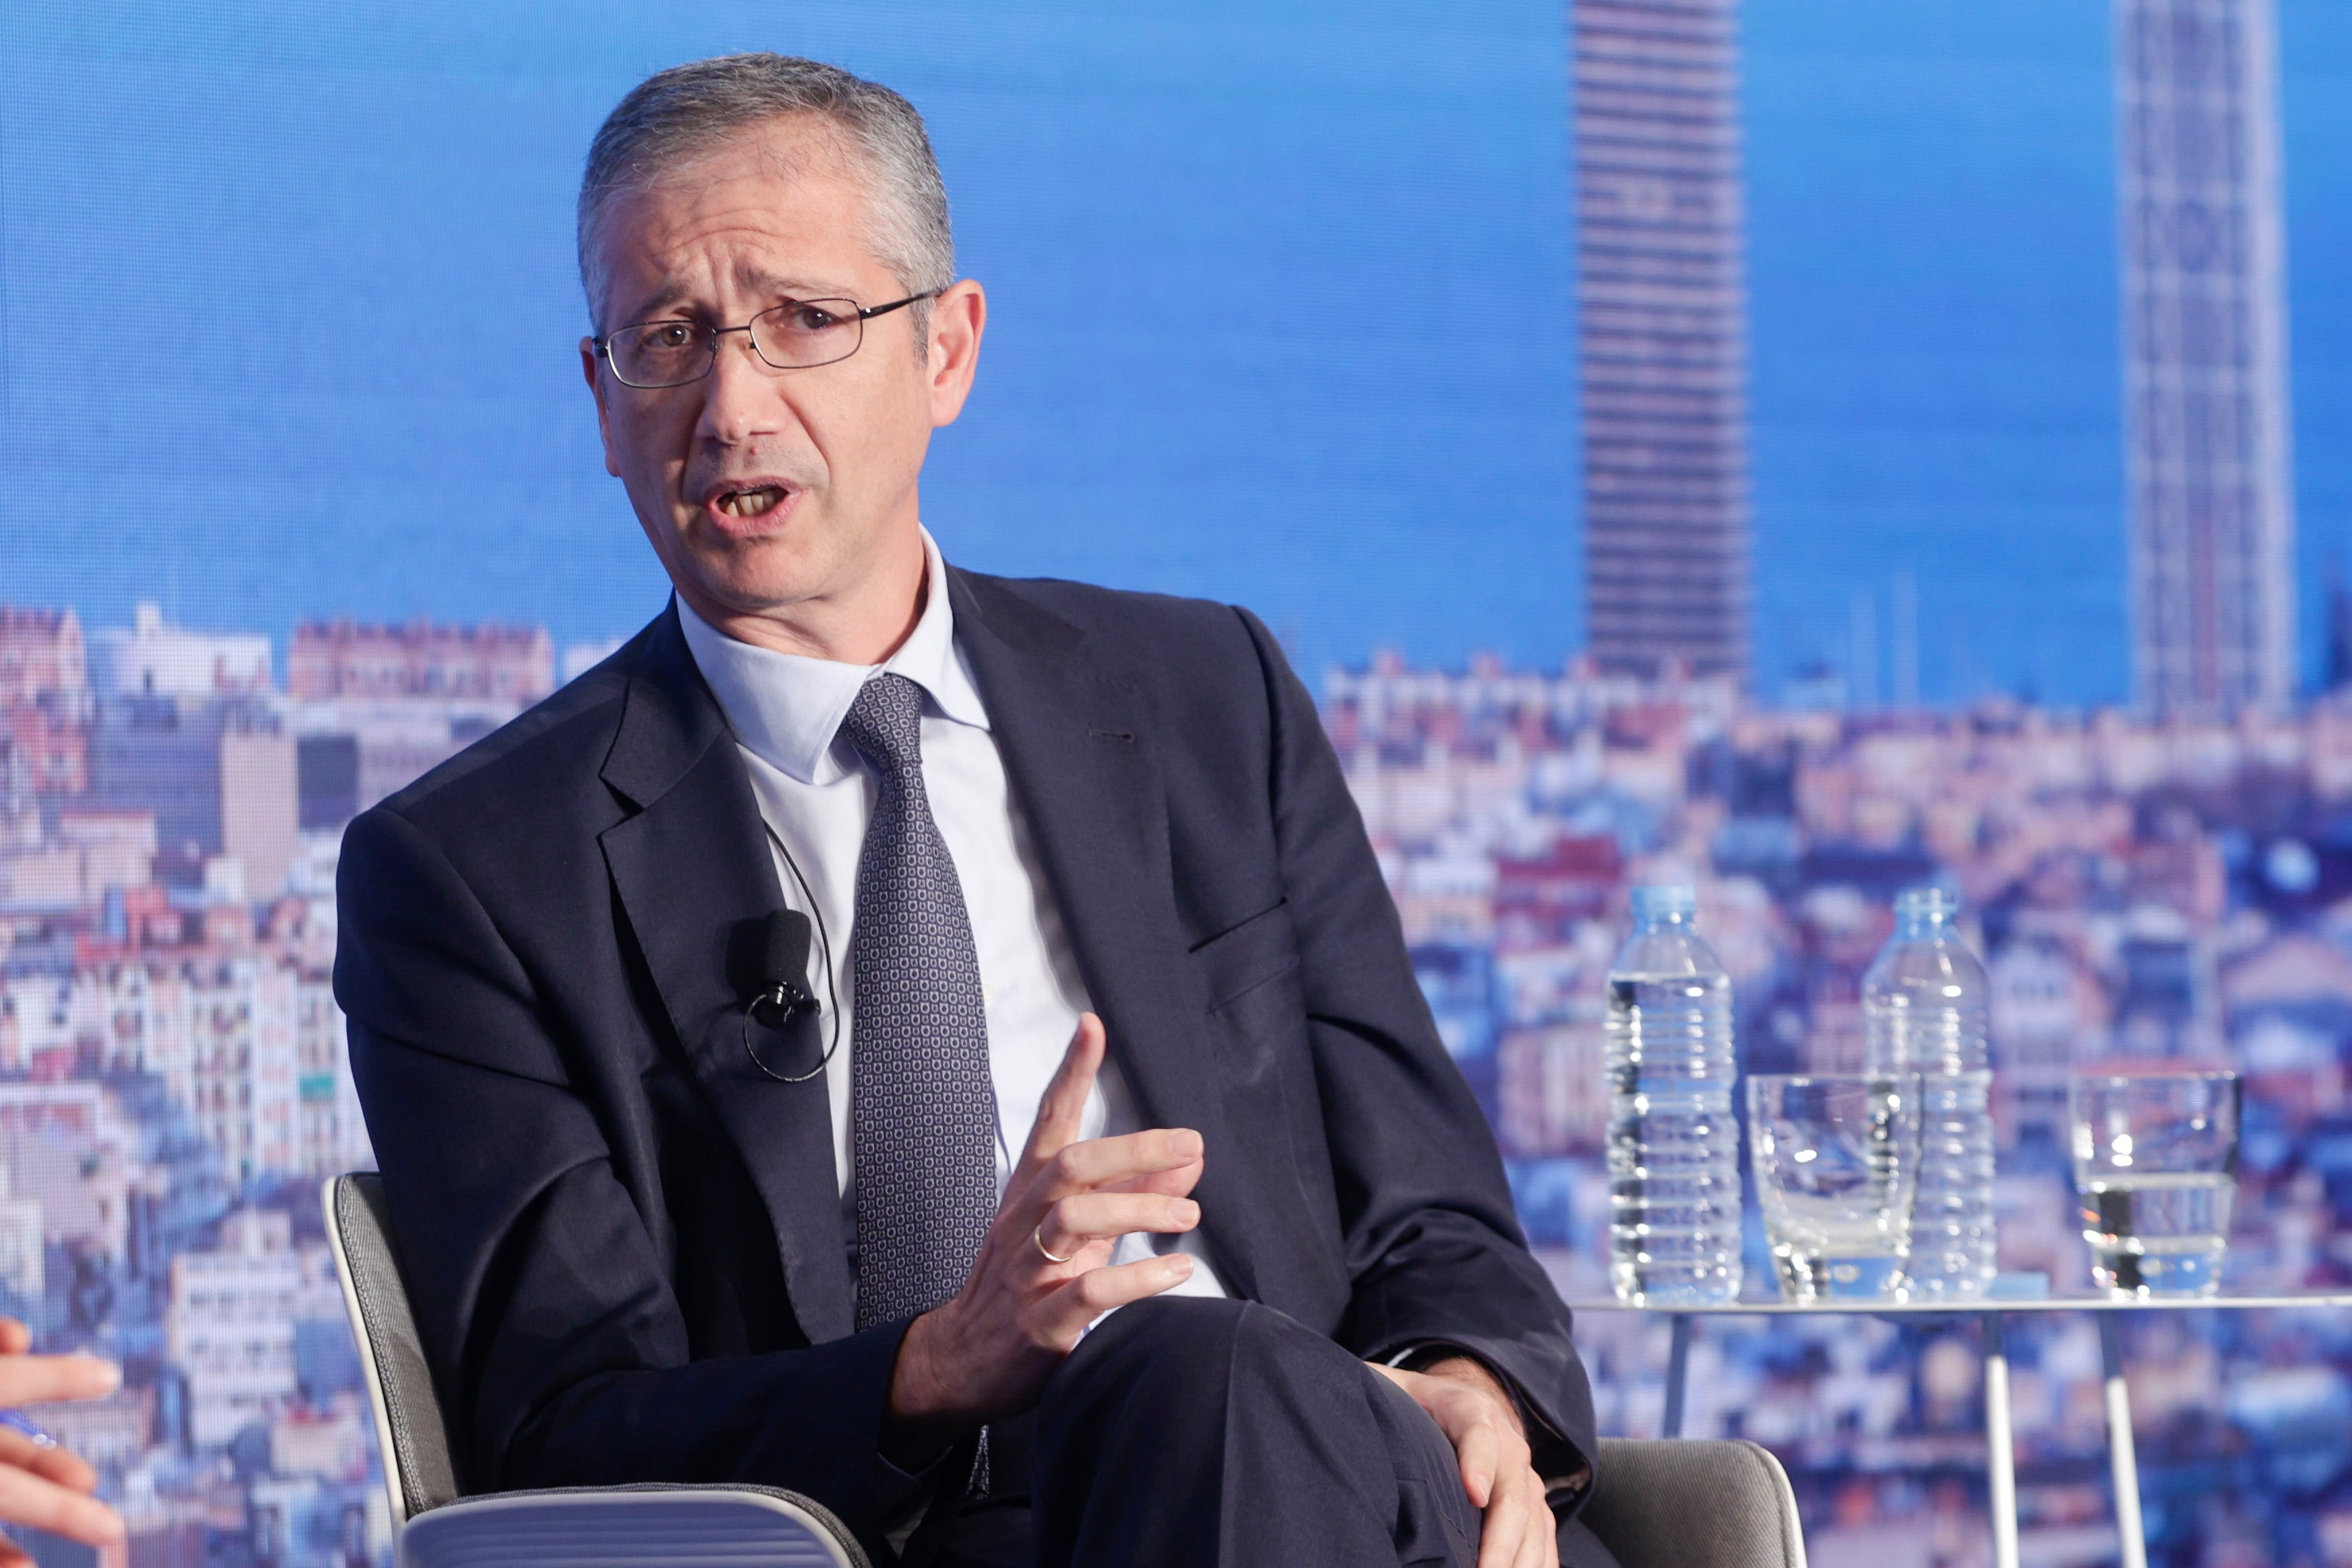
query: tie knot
[{"left": 841, "top": 673, "right": 926, "bottom": 775}]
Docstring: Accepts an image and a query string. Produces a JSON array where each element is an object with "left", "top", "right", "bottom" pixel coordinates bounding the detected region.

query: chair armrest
[
  {"left": 398, "top": 1484, "right": 870, "bottom": 1568},
  {"left": 1580, "top": 1438, "right": 1808, "bottom": 1568}
]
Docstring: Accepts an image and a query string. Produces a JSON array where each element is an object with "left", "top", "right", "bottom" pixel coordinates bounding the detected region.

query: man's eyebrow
[
  {"left": 744, "top": 269, "right": 859, "bottom": 302},
  {"left": 612, "top": 281, "right": 696, "bottom": 326},
  {"left": 612, "top": 273, "right": 859, "bottom": 329}
]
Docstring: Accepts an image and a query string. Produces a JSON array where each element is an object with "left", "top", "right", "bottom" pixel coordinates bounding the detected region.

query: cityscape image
[{"left": 4, "top": 1, "right": 2352, "bottom": 1565}]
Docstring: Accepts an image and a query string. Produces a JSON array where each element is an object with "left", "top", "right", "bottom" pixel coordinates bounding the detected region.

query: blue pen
[{"left": 0, "top": 1411, "right": 56, "bottom": 1448}]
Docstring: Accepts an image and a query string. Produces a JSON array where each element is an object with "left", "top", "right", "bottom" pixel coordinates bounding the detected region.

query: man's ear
[
  {"left": 926, "top": 280, "right": 987, "bottom": 430},
  {"left": 580, "top": 338, "right": 622, "bottom": 478}
]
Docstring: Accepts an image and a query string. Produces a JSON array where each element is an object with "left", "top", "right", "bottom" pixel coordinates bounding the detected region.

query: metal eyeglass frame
[{"left": 594, "top": 290, "right": 940, "bottom": 389}]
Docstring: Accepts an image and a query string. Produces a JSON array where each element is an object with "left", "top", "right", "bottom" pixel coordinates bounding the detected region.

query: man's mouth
[{"left": 711, "top": 485, "right": 789, "bottom": 519}]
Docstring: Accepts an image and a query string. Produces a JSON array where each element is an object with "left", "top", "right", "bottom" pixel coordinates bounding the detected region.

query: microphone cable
[{"left": 743, "top": 818, "right": 842, "bottom": 1084}]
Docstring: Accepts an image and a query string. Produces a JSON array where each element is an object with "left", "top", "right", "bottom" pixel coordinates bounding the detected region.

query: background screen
[{"left": 4, "top": 3, "right": 2351, "bottom": 1565}]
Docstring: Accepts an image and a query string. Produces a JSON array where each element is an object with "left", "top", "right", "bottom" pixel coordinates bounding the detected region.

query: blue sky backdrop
[{"left": 2, "top": 0, "right": 2347, "bottom": 706}]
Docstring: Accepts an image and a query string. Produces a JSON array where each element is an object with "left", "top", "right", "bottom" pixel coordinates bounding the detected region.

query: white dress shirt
[{"left": 677, "top": 529, "right": 1226, "bottom": 1305}]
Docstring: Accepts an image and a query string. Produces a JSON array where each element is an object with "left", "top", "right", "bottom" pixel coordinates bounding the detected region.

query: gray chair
[
  {"left": 329, "top": 1172, "right": 1804, "bottom": 1567},
  {"left": 1584, "top": 1438, "right": 1809, "bottom": 1568},
  {"left": 324, "top": 1173, "right": 869, "bottom": 1568}
]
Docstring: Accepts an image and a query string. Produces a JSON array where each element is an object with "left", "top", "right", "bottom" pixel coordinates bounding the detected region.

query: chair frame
[{"left": 323, "top": 1173, "right": 868, "bottom": 1568}]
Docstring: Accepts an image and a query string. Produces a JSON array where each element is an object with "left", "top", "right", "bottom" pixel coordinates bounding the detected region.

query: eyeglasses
[{"left": 593, "top": 292, "right": 938, "bottom": 389}]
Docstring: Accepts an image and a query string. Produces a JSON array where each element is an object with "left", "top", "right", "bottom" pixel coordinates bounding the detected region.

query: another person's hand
[
  {"left": 1374, "top": 1356, "right": 1558, "bottom": 1568},
  {"left": 0, "top": 1320, "right": 125, "bottom": 1567},
  {"left": 885, "top": 1013, "right": 1204, "bottom": 1465}
]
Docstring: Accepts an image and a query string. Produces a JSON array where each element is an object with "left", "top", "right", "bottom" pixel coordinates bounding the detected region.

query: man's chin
[{"left": 675, "top": 547, "right": 843, "bottom": 624}]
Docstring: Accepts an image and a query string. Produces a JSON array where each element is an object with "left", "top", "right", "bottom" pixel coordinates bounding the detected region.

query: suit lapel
[
  {"left": 949, "top": 571, "right": 1261, "bottom": 1301},
  {"left": 598, "top": 605, "right": 856, "bottom": 1344}
]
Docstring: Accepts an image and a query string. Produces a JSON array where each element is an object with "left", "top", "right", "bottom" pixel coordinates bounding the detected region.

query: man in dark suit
[{"left": 335, "top": 53, "right": 1612, "bottom": 1568}]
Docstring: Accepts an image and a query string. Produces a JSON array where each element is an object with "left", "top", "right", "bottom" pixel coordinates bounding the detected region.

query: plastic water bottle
[
  {"left": 1863, "top": 885, "right": 1997, "bottom": 1298},
  {"left": 1606, "top": 885, "right": 1742, "bottom": 1304}
]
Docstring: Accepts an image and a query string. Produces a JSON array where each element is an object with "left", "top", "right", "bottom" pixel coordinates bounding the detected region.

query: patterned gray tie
[{"left": 842, "top": 673, "right": 998, "bottom": 1333}]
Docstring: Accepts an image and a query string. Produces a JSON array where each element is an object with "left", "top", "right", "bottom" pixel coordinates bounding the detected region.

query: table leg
[
  {"left": 1982, "top": 1312, "right": 2019, "bottom": 1568},
  {"left": 1663, "top": 1314, "right": 1692, "bottom": 1439},
  {"left": 2098, "top": 1314, "right": 2148, "bottom": 1568}
]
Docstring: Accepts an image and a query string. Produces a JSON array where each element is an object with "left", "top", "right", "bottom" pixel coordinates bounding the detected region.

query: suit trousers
[{"left": 912, "top": 1298, "right": 1621, "bottom": 1568}]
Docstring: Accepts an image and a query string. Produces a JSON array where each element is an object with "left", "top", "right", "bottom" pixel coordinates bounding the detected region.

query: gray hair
[{"left": 577, "top": 54, "right": 954, "bottom": 345}]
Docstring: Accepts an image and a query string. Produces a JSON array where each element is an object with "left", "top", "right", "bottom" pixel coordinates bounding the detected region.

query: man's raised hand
[{"left": 883, "top": 1013, "right": 1204, "bottom": 1466}]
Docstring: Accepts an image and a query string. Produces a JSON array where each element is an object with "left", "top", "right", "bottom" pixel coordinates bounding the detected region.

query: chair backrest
[
  {"left": 323, "top": 1172, "right": 463, "bottom": 1524},
  {"left": 1586, "top": 1438, "right": 1809, "bottom": 1568}
]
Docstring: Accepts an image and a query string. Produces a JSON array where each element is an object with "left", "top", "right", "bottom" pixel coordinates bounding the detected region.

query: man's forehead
[
  {"left": 618, "top": 140, "right": 858, "bottom": 238},
  {"left": 736, "top": 112, "right": 861, "bottom": 183},
  {"left": 598, "top": 126, "right": 879, "bottom": 312}
]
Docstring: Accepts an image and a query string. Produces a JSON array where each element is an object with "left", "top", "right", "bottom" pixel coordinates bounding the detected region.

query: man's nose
[{"left": 697, "top": 330, "right": 794, "bottom": 444}]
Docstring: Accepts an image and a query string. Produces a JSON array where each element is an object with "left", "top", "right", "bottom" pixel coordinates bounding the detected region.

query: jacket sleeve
[
  {"left": 333, "top": 802, "right": 912, "bottom": 1547},
  {"left": 1233, "top": 607, "right": 1600, "bottom": 1504}
]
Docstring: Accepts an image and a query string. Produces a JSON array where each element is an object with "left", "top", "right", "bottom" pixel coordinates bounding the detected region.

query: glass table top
[{"left": 1560, "top": 1289, "right": 2352, "bottom": 1314}]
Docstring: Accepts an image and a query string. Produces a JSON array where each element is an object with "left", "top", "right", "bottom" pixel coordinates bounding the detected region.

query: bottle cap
[
  {"left": 1895, "top": 885, "right": 1959, "bottom": 920},
  {"left": 1630, "top": 883, "right": 1697, "bottom": 922}
]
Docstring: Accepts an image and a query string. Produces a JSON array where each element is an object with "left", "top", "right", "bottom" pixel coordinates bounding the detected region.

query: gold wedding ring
[{"left": 1032, "top": 1222, "right": 1078, "bottom": 1266}]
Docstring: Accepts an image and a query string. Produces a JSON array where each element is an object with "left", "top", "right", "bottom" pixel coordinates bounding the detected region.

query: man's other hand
[
  {"left": 0, "top": 1319, "right": 125, "bottom": 1567},
  {"left": 1374, "top": 1357, "right": 1558, "bottom": 1568},
  {"left": 884, "top": 1013, "right": 1204, "bottom": 1466}
]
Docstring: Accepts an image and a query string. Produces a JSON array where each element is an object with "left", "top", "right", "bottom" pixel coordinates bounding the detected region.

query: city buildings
[
  {"left": 17, "top": 588, "right": 2352, "bottom": 1563},
  {"left": 1331, "top": 647, "right": 2352, "bottom": 1563},
  {"left": 2118, "top": 0, "right": 2298, "bottom": 716},
  {"left": 0, "top": 608, "right": 91, "bottom": 800},
  {"left": 287, "top": 618, "right": 554, "bottom": 705},
  {"left": 1572, "top": 0, "right": 1754, "bottom": 683},
  {"left": 89, "top": 604, "right": 272, "bottom": 704},
  {"left": 0, "top": 601, "right": 548, "bottom": 1567},
  {"left": 164, "top": 1209, "right": 342, "bottom": 1448},
  {"left": 0, "top": 1167, "right": 46, "bottom": 1314}
]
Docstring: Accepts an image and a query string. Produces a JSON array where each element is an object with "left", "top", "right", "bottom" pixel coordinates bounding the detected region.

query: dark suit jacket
[{"left": 335, "top": 568, "right": 1596, "bottom": 1556}]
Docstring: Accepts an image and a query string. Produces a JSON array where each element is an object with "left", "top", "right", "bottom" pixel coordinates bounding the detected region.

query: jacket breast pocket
[
  {"left": 1192, "top": 899, "right": 1302, "bottom": 1014},
  {"left": 1192, "top": 900, "right": 1305, "bottom": 1094},
  {"left": 1193, "top": 899, "right": 1343, "bottom": 1266}
]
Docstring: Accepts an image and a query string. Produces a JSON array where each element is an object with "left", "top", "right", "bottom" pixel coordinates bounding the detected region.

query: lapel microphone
[
  {"left": 751, "top": 909, "right": 819, "bottom": 1027},
  {"left": 742, "top": 907, "right": 835, "bottom": 1085},
  {"left": 745, "top": 821, "right": 841, "bottom": 1083}
]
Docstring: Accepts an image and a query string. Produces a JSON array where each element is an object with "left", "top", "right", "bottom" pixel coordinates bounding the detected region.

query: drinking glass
[
  {"left": 1748, "top": 1073, "right": 1923, "bottom": 1302},
  {"left": 2070, "top": 1070, "right": 2240, "bottom": 1298}
]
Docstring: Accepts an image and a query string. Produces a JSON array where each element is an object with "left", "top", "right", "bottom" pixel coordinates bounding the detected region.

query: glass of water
[
  {"left": 2070, "top": 1070, "right": 2240, "bottom": 1298},
  {"left": 1748, "top": 1073, "right": 1924, "bottom": 1302}
]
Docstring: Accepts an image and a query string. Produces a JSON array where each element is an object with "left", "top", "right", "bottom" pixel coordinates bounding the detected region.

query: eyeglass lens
[{"left": 606, "top": 300, "right": 865, "bottom": 387}]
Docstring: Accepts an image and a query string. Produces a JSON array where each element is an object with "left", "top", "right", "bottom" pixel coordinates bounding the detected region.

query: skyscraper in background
[
  {"left": 1573, "top": 0, "right": 1754, "bottom": 683},
  {"left": 2119, "top": 0, "right": 2298, "bottom": 715}
]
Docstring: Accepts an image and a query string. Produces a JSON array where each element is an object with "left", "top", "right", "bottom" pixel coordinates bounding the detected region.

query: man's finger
[
  {"left": 1030, "top": 1252, "right": 1195, "bottom": 1346},
  {"left": 1018, "top": 1014, "right": 1106, "bottom": 1170},
  {"left": 0, "top": 1354, "right": 118, "bottom": 1409},
  {"left": 0, "top": 1466, "right": 123, "bottom": 1549},
  {"left": 1475, "top": 1460, "right": 1532, "bottom": 1568},
  {"left": 1456, "top": 1419, "right": 1499, "bottom": 1509},
  {"left": 1040, "top": 1128, "right": 1203, "bottom": 1200},
  {"left": 1521, "top": 1471, "right": 1560, "bottom": 1568},
  {"left": 0, "top": 1321, "right": 28, "bottom": 1356},
  {"left": 1036, "top": 1193, "right": 1200, "bottom": 1259},
  {"left": 1098, "top": 1155, "right": 1207, "bottom": 1200}
]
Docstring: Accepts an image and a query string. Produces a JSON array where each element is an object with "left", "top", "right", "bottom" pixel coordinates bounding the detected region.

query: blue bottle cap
[
  {"left": 1894, "top": 885, "right": 1959, "bottom": 920},
  {"left": 1630, "top": 884, "right": 1697, "bottom": 923}
]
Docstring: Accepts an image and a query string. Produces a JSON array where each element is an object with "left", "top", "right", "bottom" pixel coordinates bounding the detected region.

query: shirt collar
[{"left": 677, "top": 527, "right": 989, "bottom": 786}]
